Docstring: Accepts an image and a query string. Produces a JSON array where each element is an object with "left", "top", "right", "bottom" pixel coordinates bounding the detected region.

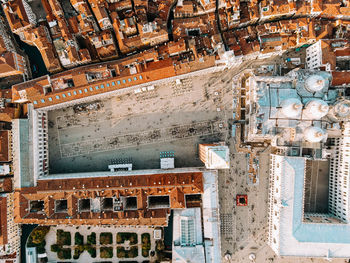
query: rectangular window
[
  {"left": 79, "top": 90, "right": 82, "bottom": 94},
  {"left": 55, "top": 95, "right": 60, "bottom": 99},
  {"left": 117, "top": 80, "right": 121, "bottom": 85},
  {"left": 62, "top": 94, "right": 66, "bottom": 98},
  {"left": 73, "top": 91, "right": 77, "bottom": 95},
  {"left": 112, "top": 82, "right": 115, "bottom": 86},
  {"left": 84, "top": 88, "right": 88, "bottom": 92},
  {"left": 90, "top": 87, "right": 93, "bottom": 91},
  {"left": 101, "top": 84, "right": 104, "bottom": 89},
  {"left": 48, "top": 97, "right": 53, "bottom": 101},
  {"left": 106, "top": 83, "right": 110, "bottom": 87},
  {"left": 33, "top": 101, "right": 38, "bottom": 104}
]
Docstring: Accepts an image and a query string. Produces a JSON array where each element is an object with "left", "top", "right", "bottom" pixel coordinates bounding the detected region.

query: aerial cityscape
[{"left": 0, "top": 0, "right": 349, "bottom": 262}]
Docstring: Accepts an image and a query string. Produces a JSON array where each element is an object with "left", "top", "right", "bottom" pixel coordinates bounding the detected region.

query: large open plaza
[{"left": 47, "top": 72, "right": 233, "bottom": 174}]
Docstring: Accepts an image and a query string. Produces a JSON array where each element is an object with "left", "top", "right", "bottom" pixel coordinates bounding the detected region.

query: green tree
[
  {"left": 117, "top": 247, "right": 126, "bottom": 258},
  {"left": 51, "top": 244, "right": 60, "bottom": 252},
  {"left": 87, "top": 247, "right": 96, "bottom": 258},
  {"left": 87, "top": 232, "right": 96, "bottom": 245},
  {"left": 74, "top": 232, "right": 84, "bottom": 245},
  {"left": 30, "top": 227, "right": 50, "bottom": 244}
]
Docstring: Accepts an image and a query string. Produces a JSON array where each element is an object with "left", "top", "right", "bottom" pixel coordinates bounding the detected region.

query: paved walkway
[
  {"left": 60, "top": 120, "right": 225, "bottom": 158},
  {"left": 45, "top": 225, "right": 156, "bottom": 262}
]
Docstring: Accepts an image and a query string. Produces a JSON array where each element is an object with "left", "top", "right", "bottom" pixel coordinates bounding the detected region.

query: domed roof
[
  {"left": 304, "top": 75, "right": 327, "bottom": 93},
  {"left": 304, "top": 99, "right": 329, "bottom": 119},
  {"left": 303, "top": 126, "right": 327, "bottom": 143},
  {"left": 334, "top": 100, "right": 350, "bottom": 118},
  {"left": 280, "top": 98, "right": 302, "bottom": 118}
]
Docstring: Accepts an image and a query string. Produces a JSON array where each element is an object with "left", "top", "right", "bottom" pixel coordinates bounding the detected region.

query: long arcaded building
[{"left": 14, "top": 171, "right": 203, "bottom": 226}]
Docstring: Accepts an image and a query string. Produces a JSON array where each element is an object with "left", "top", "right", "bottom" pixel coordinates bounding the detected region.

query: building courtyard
[{"left": 42, "top": 225, "right": 157, "bottom": 262}]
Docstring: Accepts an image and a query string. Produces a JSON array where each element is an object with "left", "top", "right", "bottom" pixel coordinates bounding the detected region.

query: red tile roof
[
  {"left": 331, "top": 71, "right": 350, "bottom": 86},
  {"left": 0, "top": 197, "right": 8, "bottom": 245},
  {"left": 15, "top": 172, "right": 204, "bottom": 226},
  {"left": 0, "top": 131, "right": 10, "bottom": 162}
]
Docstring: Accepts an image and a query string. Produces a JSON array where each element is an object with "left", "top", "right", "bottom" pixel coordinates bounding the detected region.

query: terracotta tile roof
[
  {"left": 199, "top": 0, "right": 215, "bottom": 11},
  {"left": 57, "top": 17, "right": 72, "bottom": 39},
  {"left": 11, "top": 46, "right": 215, "bottom": 108},
  {"left": 48, "top": 0, "right": 64, "bottom": 17},
  {"left": 172, "top": 14, "right": 219, "bottom": 41},
  {"left": 335, "top": 48, "right": 350, "bottom": 57},
  {"left": 41, "top": 0, "right": 55, "bottom": 21},
  {"left": 89, "top": 0, "right": 110, "bottom": 29},
  {"left": 79, "top": 48, "right": 91, "bottom": 62},
  {"left": 331, "top": 71, "right": 350, "bottom": 86},
  {"left": 21, "top": 26, "right": 62, "bottom": 72},
  {"left": 2, "top": 0, "right": 31, "bottom": 32},
  {"left": 0, "top": 36, "right": 8, "bottom": 55},
  {"left": 15, "top": 172, "right": 204, "bottom": 226},
  {"left": 111, "top": 0, "right": 133, "bottom": 10},
  {"left": 0, "top": 178, "right": 12, "bottom": 193},
  {"left": 91, "top": 30, "right": 118, "bottom": 59},
  {"left": 175, "top": 1, "right": 194, "bottom": 17},
  {"left": 340, "top": 5, "right": 350, "bottom": 16},
  {"left": 260, "top": 0, "right": 294, "bottom": 17},
  {"left": 319, "top": 40, "right": 336, "bottom": 70},
  {"left": 0, "top": 196, "right": 8, "bottom": 245},
  {"left": 158, "top": 39, "right": 187, "bottom": 56},
  {"left": 295, "top": 0, "right": 311, "bottom": 15},
  {"left": 67, "top": 16, "right": 80, "bottom": 34},
  {"left": 0, "top": 130, "right": 10, "bottom": 162},
  {"left": 0, "top": 52, "right": 24, "bottom": 77}
]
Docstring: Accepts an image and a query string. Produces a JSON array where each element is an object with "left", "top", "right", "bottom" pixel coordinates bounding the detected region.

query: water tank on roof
[
  {"left": 303, "top": 126, "right": 327, "bottom": 143},
  {"left": 304, "top": 99, "right": 329, "bottom": 119},
  {"left": 304, "top": 75, "right": 327, "bottom": 93},
  {"left": 280, "top": 98, "right": 302, "bottom": 118}
]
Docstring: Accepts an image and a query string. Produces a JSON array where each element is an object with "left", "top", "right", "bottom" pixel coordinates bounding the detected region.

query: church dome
[
  {"left": 334, "top": 100, "right": 350, "bottom": 118},
  {"left": 280, "top": 98, "right": 302, "bottom": 118},
  {"left": 304, "top": 99, "right": 329, "bottom": 119},
  {"left": 304, "top": 75, "right": 327, "bottom": 93},
  {"left": 303, "top": 126, "right": 327, "bottom": 143}
]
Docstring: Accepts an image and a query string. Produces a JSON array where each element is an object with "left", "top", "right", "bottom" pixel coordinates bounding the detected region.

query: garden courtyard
[{"left": 41, "top": 225, "right": 158, "bottom": 262}]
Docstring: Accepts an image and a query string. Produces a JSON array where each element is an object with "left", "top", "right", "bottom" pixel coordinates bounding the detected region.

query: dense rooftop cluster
[
  {"left": 1, "top": 0, "right": 349, "bottom": 75},
  {"left": 1, "top": 0, "right": 349, "bottom": 111},
  {"left": 0, "top": 0, "right": 349, "bottom": 262}
]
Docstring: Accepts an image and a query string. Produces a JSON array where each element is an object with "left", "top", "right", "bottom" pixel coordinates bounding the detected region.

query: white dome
[
  {"left": 304, "top": 75, "right": 327, "bottom": 93},
  {"left": 304, "top": 99, "right": 329, "bottom": 119},
  {"left": 303, "top": 126, "right": 327, "bottom": 143},
  {"left": 334, "top": 100, "right": 350, "bottom": 118},
  {"left": 280, "top": 98, "right": 302, "bottom": 118}
]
